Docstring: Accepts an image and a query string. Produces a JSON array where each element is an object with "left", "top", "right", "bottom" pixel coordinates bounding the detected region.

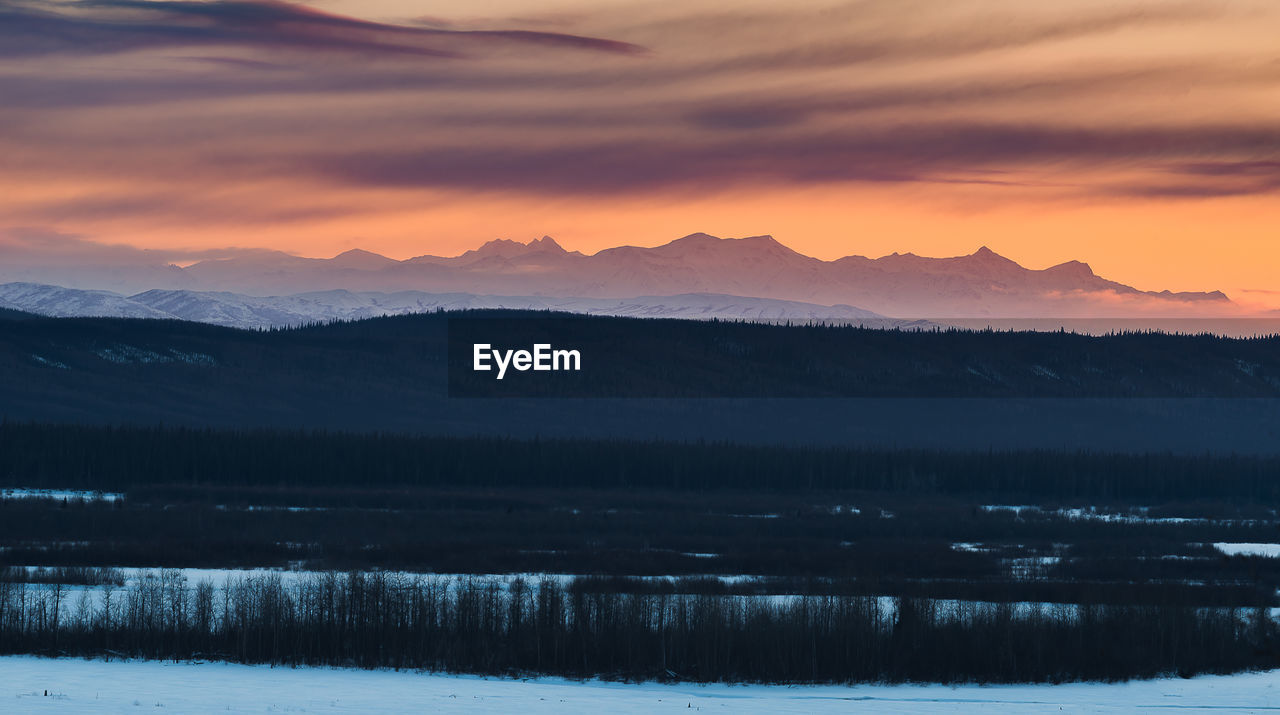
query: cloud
[
  {"left": 302, "top": 123, "right": 1280, "bottom": 196},
  {"left": 683, "top": 66, "right": 1204, "bottom": 130},
  {"left": 0, "top": 0, "right": 1278, "bottom": 243},
  {"left": 1111, "top": 160, "right": 1280, "bottom": 199},
  {"left": 0, "top": 0, "right": 643, "bottom": 60},
  {"left": 657, "top": 2, "right": 1218, "bottom": 77},
  {"left": 11, "top": 187, "right": 366, "bottom": 226},
  {"left": 0, "top": 226, "right": 272, "bottom": 265}
]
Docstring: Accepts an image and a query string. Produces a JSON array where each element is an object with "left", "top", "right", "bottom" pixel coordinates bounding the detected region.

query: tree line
[
  {"left": 4, "top": 421, "right": 1280, "bottom": 501},
  {"left": 4, "top": 495, "right": 1279, "bottom": 607},
  {"left": 0, "top": 571, "right": 1275, "bottom": 684}
]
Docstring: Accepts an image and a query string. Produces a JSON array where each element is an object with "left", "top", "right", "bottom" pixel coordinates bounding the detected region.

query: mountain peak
[
  {"left": 970, "top": 246, "right": 1013, "bottom": 260},
  {"left": 1044, "top": 259, "right": 1096, "bottom": 278},
  {"left": 473, "top": 236, "right": 567, "bottom": 255},
  {"left": 329, "top": 248, "right": 396, "bottom": 269},
  {"left": 964, "top": 245, "right": 1022, "bottom": 267},
  {"left": 528, "top": 236, "right": 567, "bottom": 252}
]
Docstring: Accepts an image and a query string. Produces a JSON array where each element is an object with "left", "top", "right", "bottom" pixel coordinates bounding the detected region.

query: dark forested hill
[
  {"left": 0, "top": 307, "right": 36, "bottom": 321},
  {"left": 444, "top": 314, "right": 1280, "bottom": 398},
  {"left": 1, "top": 311, "right": 1279, "bottom": 451}
]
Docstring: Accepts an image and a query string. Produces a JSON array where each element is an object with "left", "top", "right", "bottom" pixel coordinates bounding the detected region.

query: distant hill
[
  {"left": 2, "top": 311, "right": 1280, "bottom": 453},
  {"left": 0, "top": 283, "right": 173, "bottom": 319}
]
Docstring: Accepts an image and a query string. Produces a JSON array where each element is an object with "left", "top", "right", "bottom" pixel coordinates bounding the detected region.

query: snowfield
[
  {"left": 0, "top": 489, "right": 123, "bottom": 503},
  {"left": 1214, "top": 543, "right": 1280, "bottom": 558},
  {"left": 981, "top": 505, "right": 1263, "bottom": 526},
  {"left": 0, "top": 282, "right": 903, "bottom": 331},
  {"left": 2, "top": 657, "right": 1279, "bottom": 714}
]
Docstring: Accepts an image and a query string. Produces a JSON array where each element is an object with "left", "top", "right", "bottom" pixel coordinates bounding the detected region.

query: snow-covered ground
[
  {"left": 1214, "top": 543, "right": 1280, "bottom": 558},
  {"left": 0, "top": 489, "right": 123, "bottom": 503},
  {"left": 13, "top": 567, "right": 581, "bottom": 593},
  {"left": 1, "top": 656, "right": 1277, "bottom": 713},
  {"left": 982, "top": 504, "right": 1262, "bottom": 526}
]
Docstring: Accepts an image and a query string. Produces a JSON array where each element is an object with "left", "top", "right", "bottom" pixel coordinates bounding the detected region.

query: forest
[
  {"left": 3, "top": 421, "right": 1280, "bottom": 500},
  {"left": 445, "top": 314, "right": 1280, "bottom": 397},
  {"left": 4, "top": 310, "right": 1280, "bottom": 451},
  {"left": 3, "top": 309, "right": 1280, "bottom": 401},
  {"left": 1, "top": 571, "right": 1275, "bottom": 684}
]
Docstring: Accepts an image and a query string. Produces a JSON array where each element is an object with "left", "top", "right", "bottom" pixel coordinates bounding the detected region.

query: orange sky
[{"left": 2, "top": 0, "right": 1279, "bottom": 308}]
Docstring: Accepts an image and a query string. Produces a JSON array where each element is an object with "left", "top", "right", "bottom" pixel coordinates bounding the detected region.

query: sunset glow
[{"left": 3, "top": 0, "right": 1279, "bottom": 306}]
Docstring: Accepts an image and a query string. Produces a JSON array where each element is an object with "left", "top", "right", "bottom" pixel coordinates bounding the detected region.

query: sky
[{"left": 2, "top": 0, "right": 1279, "bottom": 307}]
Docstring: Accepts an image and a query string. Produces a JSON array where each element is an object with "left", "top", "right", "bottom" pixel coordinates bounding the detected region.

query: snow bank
[
  {"left": 1, "top": 656, "right": 1277, "bottom": 714},
  {"left": 0, "top": 489, "right": 123, "bottom": 503},
  {"left": 1214, "top": 543, "right": 1280, "bottom": 558}
]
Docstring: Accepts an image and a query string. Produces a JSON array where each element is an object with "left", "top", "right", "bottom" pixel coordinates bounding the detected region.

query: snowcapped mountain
[
  {"left": 0, "top": 233, "right": 1234, "bottom": 318},
  {"left": 0, "top": 283, "right": 173, "bottom": 319},
  {"left": 0, "top": 283, "right": 907, "bottom": 330}
]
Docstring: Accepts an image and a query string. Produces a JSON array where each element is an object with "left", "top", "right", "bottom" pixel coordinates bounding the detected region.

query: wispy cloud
[
  {"left": 0, "top": 0, "right": 642, "bottom": 59},
  {"left": 0, "top": 226, "right": 271, "bottom": 265},
  {"left": 1110, "top": 160, "right": 1280, "bottom": 199},
  {"left": 647, "top": 2, "right": 1219, "bottom": 76},
  {"left": 301, "top": 122, "right": 1280, "bottom": 196}
]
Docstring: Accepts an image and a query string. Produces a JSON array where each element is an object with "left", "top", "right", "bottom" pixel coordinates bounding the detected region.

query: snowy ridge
[
  {"left": 0, "top": 283, "right": 917, "bottom": 331},
  {"left": 0, "top": 282, "right": 171, "bottom": 319}
]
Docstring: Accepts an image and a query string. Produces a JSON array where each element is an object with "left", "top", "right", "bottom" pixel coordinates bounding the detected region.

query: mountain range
[{"left": 0, "top": 233, "right": 1235, "bottom": 319}]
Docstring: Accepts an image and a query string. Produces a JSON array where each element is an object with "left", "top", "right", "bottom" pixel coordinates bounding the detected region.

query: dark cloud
[
  {"left": 1114, "top": 160, "right": 1280, "bottom": 199},
  {"left": 0, "top": 0, "right": 1276, "bottom": 208},
  {"left": 307, "top": 123, "right": 1280, "bottom": 196},
  {"left": 0, "top": 0, "right": 643, "bottom": 60},
  {"left": 648, "top": 3, "right": 1217, "bottom": 77},
  {"left": 0, "top": 2, "right": 449, "bottom": 59},
  {"left": 1115, "top": 183, "right": 1277, "bottom": 199},
  {"left": 0, "top": 1, "right": 645, "bottom": 114},
  {"left": 1173, "top": 160, "right": 1280, "bottom": 177},
  {"left": 684, "top": 67, "right": 1198, "bottom": 130},
  {"left": 0, "top": 1, "right": 1264, "bottom": 122}
]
